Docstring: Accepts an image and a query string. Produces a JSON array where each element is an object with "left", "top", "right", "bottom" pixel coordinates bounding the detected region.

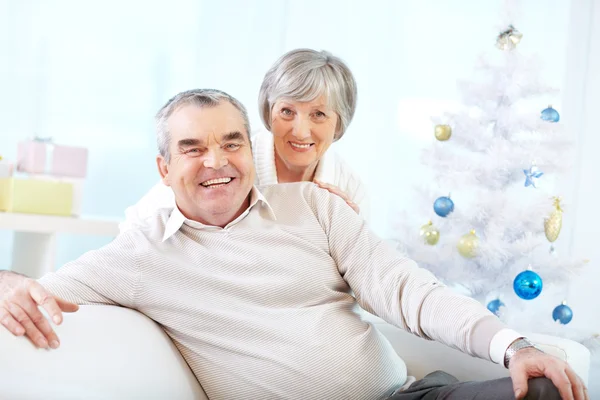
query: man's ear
[{"left": 156, "top": 155, "right": 171, "bottom": 186}]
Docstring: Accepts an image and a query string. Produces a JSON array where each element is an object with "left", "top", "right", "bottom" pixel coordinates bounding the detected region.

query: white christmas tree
[{"left": 393, "top": 4, "right": 597, "bottom": 346}]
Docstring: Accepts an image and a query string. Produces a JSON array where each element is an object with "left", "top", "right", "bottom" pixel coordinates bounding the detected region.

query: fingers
[
  {"left": 56, "top": 297, "right": 79, "bottom": 313},
  {"left": 13, "top": 292, "right": 62, "bottom": 349},
  {"left": 0, "top": 304, "right": 26, "bottom": 336},
  {"left": 314, "top": 180, "right": 360, "bottom": 214},
  {"left": 544, "top": 367, "right": 574, "bottom": 400},
  {"left": 510, "top": 369, "right": 529, "bottom": 400},
  {"left": 314, "top": 180, "right": 349, "bottom": 200},
  {"left": 565, "top": 366, "right": 586, "bottom": 400},
  {"left": 346, "top": 200, "right": 360, "bottom": 214},
  {"left": 28, "top": 280, "right": 65, "bottom": 325},
  {"left": 0, "top": 280, "right": 71, "bottom": 349},
  {"left": 6, "top": 302, "right": 50, "bottom": 349}
]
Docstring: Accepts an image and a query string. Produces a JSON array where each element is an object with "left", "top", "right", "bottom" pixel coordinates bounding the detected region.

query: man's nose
[
  {"left": 203, "top": 149, "right": 228, "bottom": 169},
  {"left": 292, "top": 116, "right": 311, "bottom": 140}
]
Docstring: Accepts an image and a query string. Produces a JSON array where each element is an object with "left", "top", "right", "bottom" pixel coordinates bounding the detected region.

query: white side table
[{"left": 0, "top": 212, "right": 120, "bottom": 279}]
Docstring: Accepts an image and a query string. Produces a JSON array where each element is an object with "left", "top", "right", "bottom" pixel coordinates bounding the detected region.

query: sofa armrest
[
  {"left": 0, "top": 305, "right": 208, "bottom": 400},
  {"left": 367, "top": 313, "right": 591, "bottom": 385}
]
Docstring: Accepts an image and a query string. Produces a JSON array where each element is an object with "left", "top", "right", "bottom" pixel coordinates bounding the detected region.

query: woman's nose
[{"left": 291, "top": 116, "right": 311, "bottom": 140}]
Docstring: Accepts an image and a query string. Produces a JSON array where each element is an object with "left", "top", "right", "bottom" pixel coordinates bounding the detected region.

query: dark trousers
[{"left": 387, "top": 371, "right": 561, "bottom": 400}]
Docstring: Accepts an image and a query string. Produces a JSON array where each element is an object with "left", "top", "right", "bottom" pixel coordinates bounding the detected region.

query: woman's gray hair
[
  {"left": 258, "top": 49, "right": 357, "bottom": 141},
  {"left": 156, "top": 89, "right": 251, "bottom": 163}
]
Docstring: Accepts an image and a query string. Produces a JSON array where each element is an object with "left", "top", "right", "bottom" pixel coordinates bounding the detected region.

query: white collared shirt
[{"left": 161, "top": 186, "right": 277, "bottom": 241}]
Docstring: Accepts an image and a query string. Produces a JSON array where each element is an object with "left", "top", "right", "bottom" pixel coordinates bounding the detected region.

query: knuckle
[
  {"left": 30, "top": 313, "right": 45, "bottom": 325},
  {"left": 37, "top": 291, "right": 52, "bottom": 305},
  {"left": 23, "top": 279, "right": 37, "bottom": 293},
  {"left": 13, "top": 310, "right": 29, "bottom": 324}
]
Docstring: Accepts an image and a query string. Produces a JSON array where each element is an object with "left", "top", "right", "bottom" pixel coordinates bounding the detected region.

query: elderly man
[{"left": 0, "top": 89, "right": 587, "bottom": 400}]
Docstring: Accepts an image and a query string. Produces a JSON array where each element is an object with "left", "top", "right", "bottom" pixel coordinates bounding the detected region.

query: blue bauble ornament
[
  {"left": 487, "top": 299, "right": 505, "bottom": 316},
  {"left": 541, "top": 106, "right": 560, "bottom": 123},
  {"left": 552, "top": 302, "right": 573, "bottom": 324},
  {"left": 513, "top": 270, "right": 543, "bottom": 300},
  {"left": 433, "top": 196, "right": 454, "bottom": 217}
]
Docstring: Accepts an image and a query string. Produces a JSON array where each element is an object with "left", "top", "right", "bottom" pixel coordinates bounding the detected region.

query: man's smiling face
[{"left": 157, "top": 101, "right": 255, "bottom": 226}]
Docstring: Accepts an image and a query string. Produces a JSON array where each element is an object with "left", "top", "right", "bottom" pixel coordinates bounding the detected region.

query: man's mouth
[{"left": 200, "top": 177, "right": 233, "bottom": 188}]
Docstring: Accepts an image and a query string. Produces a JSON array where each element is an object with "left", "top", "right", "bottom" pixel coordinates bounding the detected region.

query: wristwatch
[{"left": 504, "top": 338, "right": 537, "bottom": 368}]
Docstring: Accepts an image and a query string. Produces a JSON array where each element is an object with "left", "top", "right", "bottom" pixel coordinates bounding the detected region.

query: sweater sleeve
[
  {"left": 309, "top": 184, "right": 506, "bottom": 362},
  {"left": 120, "top": 181, "right": 175, "bottom": 233},
  {"left": 38, "top": 232, "right": 142, "bottom": 308}
]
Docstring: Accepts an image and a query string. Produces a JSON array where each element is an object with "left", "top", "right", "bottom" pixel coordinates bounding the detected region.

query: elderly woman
[{"left": 121, "top": 48, "right": 368, "bottom": 231}]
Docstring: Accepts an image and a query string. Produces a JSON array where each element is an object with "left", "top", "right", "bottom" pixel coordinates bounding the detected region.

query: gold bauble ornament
[
  {"left": 544, "top": 197, "right": 563, "bottom": 243},
  {"left": 420, "top": 221, "right": 440, "bottom": 245},
  {"left": 496, "top": 25, "right": 523, "bottom": 50},
  {"left": 457, "top": 229, "right": 479, "bottom": 258},
  {"left": 434, "top": 124, "right": 452, "bottom": 141}
]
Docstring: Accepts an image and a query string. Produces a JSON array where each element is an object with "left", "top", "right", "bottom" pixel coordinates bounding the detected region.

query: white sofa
[{"left": 0, "top": 305, "right": 591, "bottom": 400}]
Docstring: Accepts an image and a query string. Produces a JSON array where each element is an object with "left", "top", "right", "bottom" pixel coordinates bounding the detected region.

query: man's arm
[
  {"left": 309, "top": 184, "right": 588, "bottom": 399},
  {"left": 0, "top": 232, "right": 141, "bottom": 348},
  {"left": 37, "top": 231, "right": 141, "bottom": 307},
  {"left": 309, "top": 183, "right": 501, "bottom": 359}
]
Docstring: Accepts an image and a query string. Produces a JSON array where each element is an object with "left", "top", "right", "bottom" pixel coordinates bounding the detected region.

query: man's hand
[
  {"left": 509, "top": 347, "right": 588, "bottom": 400},
  {"left": 0, "top": 274, "right": 79, "bottom": 349},
  {"left": 314, "top": 180, "right": 360, "bottom": 214}
]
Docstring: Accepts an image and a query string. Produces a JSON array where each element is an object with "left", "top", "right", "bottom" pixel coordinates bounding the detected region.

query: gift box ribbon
[{"left": 34, "top": 136, "right": 55, "bottom": 174}]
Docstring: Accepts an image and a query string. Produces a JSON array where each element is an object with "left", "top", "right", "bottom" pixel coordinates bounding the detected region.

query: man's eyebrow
[
  {"left": 222, "top": 131, "right": 246, "bottom": 142},
  {"left": 177, "top": 138, "right": 204, "bottom": 147}
]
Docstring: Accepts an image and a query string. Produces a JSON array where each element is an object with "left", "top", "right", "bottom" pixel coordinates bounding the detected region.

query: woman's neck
[{"left": 274, "top": 151, "right": 318, "bottom": 183}]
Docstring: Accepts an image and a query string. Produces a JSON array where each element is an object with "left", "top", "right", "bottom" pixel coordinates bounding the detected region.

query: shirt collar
[{"left": 161, "top": 186, "right": 276, "bottom": 242}]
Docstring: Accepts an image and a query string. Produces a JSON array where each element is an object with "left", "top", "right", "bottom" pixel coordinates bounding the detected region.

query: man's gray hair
[
  {"left": 258, "top": 49, "right": 357, "bottom": 141},
  {"left": 156, "top": 89, "right": 251, "bottom": 163}
]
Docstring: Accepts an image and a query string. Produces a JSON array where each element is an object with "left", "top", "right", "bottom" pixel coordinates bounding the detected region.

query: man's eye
[
  {"left": 225, "top": 143, "right": 240, "bottom": 150},
  {"left": 185, "top": 148, "right": 201, "bottom": 154}
]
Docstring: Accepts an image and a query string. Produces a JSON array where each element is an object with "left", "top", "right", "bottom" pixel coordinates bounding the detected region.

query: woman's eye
[
  {"left": 281, "top": 108, "right": 293, "bottom": 116},
  {"left": 314, "top": 111, "right": 326, "bottom": 118}
]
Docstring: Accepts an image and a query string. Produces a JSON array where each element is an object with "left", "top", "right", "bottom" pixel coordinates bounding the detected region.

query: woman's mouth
[{"left": 289, "top": 142, "right": 314, "bottom": 152}]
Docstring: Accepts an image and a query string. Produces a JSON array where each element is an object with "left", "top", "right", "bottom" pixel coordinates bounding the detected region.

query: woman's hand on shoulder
[{"left": 313, "top": 179, "right": 359, "bottom": 214}]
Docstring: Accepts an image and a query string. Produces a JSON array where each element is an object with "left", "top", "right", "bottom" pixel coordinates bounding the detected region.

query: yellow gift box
[{"left": 0, "top": 178, "right": 73, "bottom": 216}]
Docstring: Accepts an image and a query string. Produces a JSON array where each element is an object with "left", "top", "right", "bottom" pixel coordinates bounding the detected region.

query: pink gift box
[{"left": 17, "top": 139, "right": 88, "bottom": 178}]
